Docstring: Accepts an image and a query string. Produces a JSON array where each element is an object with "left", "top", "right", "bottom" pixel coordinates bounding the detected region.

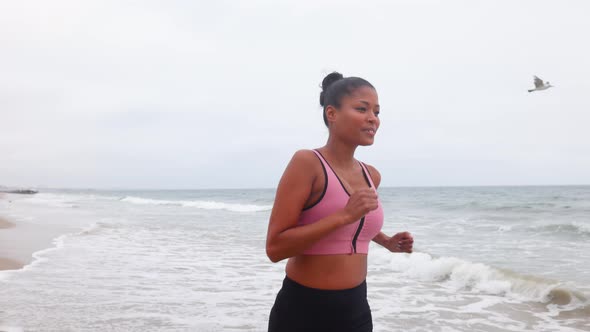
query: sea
[{"left": 0, "top": 186, "right": 589, "bottom": 332}]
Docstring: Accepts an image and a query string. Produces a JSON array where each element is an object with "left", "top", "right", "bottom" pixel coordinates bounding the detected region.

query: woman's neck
[{"left": 321, "top": 136, "right": 358, "bottom": 169}]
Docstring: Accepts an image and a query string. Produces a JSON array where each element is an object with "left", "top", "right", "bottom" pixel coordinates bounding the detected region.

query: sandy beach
[
  {"left": 0, "top": 216, "right": 15, "bottom": 229},
  {"left": 0, "top": 256, "right": 23, "bottom": 271},
  {"left": 0, "top": 216, "right": 24, "bottom": 271},
  {"left": 1, "top": 193, "right": 25, "bottom": 271},
  {"left": 0, "top": 217, "right": 15, "bottom": 229},
  {"left": 0, "top": 194, "right": 80, "bottom": 273}
]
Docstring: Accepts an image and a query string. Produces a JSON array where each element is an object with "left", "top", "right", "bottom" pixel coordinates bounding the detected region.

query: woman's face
[{"left": 327, "top": 86, "right": 380, "bottom": 146}]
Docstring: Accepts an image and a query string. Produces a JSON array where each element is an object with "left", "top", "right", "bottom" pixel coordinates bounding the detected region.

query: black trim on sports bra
[
  {"left": 355, "top": 164, "right": 372, "bottom": 253},
  {"left": 352, "top": 216, "right": 366, "bottom": 254},
  {"left": 315, "top": 149, "right": 352, "bottom": 196},
  {"left": 315, "top": 150, "right": 372, "bottom": 196},
  {"left": 360, "top": 163, "right": 372, "bottom": 188},
  {"left": 302, "top": 151, "right": 328, "bottom": 211},
  {"left": 360, "top": 162, "right": 374, "bottom": 186}
]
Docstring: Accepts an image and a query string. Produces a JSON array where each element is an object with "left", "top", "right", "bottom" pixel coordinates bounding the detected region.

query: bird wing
[{"left": 533, "top": 76, "right": 544, "bottom": 88}]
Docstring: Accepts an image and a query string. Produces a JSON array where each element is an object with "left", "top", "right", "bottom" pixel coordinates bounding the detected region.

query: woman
[{"left": 266, "top": 72, "right": 414, "bottom": 332}]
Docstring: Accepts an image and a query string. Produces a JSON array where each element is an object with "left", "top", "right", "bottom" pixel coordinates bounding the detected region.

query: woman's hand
[
  {"left": 341, "top": 188, "right": 379, "bottom": 224},
  {"left": 383, "top": 232, "right": 414, "bottom": 253}
]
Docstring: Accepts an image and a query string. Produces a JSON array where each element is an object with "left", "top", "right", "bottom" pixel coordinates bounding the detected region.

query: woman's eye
[
  {"left": 374, "top": 111, "right": 380, "bottom": 117},
  {"left": 356, "top": 107, "right": 367, "bottom": 112}
]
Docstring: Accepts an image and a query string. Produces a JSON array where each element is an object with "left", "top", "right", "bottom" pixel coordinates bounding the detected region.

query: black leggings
[{"left": 268, "top": 276, "right": 373, "bottom": 332}]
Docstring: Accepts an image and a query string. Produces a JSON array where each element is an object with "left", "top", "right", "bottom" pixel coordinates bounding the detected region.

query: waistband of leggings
[{"left": 282, "top": 275, "right": 367, "bottom": 295}]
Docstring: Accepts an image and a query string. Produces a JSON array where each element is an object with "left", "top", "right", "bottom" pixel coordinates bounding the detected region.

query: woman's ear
[{"left": 325, "top": 105, "right": 338, "bottom": 125}]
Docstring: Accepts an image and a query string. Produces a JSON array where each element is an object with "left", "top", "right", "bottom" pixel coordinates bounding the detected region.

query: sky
[{"left": 1, "top": 0, "right": 589, "bottom": 189}]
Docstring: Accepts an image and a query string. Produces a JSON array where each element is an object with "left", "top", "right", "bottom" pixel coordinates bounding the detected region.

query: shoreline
[
  {"left": 0, "top": 216, "right": 25, "bottom": 271},
  {"left": 0, "top": 194, "right": 80, "bottom": 273},
  {"left": 0, "top": 256, "right": 24, "bottom": 271}
]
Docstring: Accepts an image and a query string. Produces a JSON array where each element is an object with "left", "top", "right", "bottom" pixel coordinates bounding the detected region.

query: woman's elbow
[{"left": 266, "top": 243, "right": 285, "bottom": 263}]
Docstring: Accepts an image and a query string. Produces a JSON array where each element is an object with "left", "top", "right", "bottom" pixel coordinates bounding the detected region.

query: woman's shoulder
[
  {"left": 285, "top": 149, "right": 322, "bottom": 173},
  {"left": 361, "top": 162, "right": 381, "bottom": 188},
  {"left": 279, "top": 149, "right": 323, "bottom": 187},
  {"left": 290, "top": 149, "right": 320, "bottom": 164}
]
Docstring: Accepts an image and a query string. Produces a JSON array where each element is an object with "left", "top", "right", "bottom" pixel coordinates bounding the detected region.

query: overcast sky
[{"left": 1, "top": 0, "right": 589, "bottom": 189}]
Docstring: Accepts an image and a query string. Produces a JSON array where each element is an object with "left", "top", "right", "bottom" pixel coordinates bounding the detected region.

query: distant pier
[{"left": 0, "top": 189, "right": 38, "bottom": 194}]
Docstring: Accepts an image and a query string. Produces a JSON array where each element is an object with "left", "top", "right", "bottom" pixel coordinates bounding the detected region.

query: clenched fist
[{"left": 341, "top": 188, "right": 379, "bottom": 224}]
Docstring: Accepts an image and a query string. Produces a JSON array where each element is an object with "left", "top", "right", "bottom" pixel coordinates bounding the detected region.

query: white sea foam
[
  {"left": 120, "top": 196, "right": 271, "bottom": 212},
  {"left": 0, "top": 234, "right": 71, "bottom": 282},
  {"left": 0, "top": 326, "right": 24, "bottom": 332},
  {"left": 16, "top": 192, "right": 124, "bottom": 210},
  {"left": 24, "top": 234, "right": 70, "bottom": 270},
  {"left": 23, "top": 193, "right": 79, "bottom": 208},
  {"left": 386, "top": 251, "right": 586, "bottom": 305},
  {"left": 571, "top": 221, "right": 590, "bottom": 235},
  {"left": 530, "top": 222, "right": 590, "bottom": 236}
]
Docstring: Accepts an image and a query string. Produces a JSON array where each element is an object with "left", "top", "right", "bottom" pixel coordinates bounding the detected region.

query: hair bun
[
  {"left": 321, "top": 72, "right": 344, "bottom": 91},
  {"left": 320, "top": 72, "right": 344, "bottom": 107}
]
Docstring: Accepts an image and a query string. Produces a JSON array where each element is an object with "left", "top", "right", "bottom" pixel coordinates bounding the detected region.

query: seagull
[{"left": 528, "top": 76, "right": 553, "bottom": 92}]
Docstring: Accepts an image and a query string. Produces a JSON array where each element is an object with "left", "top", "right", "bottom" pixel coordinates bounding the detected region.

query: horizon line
[{"left": 3, "top": 183, "right": 589, "bottom": 191}]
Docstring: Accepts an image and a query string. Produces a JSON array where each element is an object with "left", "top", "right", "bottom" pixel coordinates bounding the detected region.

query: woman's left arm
[
  {"left": 374, "top": 231, "right": 413, "bottom": 253},
  {"left": 365, "top": 164, "right": 414, "bottom": 254}
]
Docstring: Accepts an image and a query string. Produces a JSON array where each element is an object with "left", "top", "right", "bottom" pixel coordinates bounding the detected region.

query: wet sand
[
  {"left": 0, "top": 256, "right": 24, "bottom": 271},
  {"left": 0, "top": 194, "right": 76, "bottom": 272},
  {"left": 0, "top": 216, "right": 24, "bottom": 271},
  {"left": 0, "top": 216, "right": 15, "bottom": 229}
]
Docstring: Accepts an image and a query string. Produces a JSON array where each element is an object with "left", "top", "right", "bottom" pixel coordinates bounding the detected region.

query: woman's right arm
[{"left": 265, "top": 150, "right": 377, "bottom": 263}]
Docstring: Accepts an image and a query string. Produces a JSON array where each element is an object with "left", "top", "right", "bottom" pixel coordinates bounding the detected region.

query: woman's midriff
[{"left": 285, "top": 254, "right": 368, "bottom": 290}]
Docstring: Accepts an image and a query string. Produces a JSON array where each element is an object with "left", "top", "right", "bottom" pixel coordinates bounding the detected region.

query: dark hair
[{"left": 319, "top": 72, "right": 375, "bottom": 127}]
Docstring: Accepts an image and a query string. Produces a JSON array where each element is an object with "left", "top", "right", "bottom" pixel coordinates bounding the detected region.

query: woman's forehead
[{"left": 345, "top": 87, "right": 379, "bottom": 103}]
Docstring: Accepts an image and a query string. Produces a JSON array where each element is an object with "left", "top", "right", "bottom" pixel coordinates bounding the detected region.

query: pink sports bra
[{"left": 298, "top": 149, "right": 384, "bottom": 255}]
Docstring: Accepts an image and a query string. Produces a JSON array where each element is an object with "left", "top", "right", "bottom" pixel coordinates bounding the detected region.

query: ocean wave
[
  {"left": 23, "top": 193, "right": 80, "bottom": 208},
  {"left": 530, "top": 222, "right": 590, "bottom": 236},
  {"left": 388, "top": 252, "right": 588, "bottom": 306},
  {"left": 76, "top": 220, "right": 117, "bottom": 236},
  {"left": 119, "top": 196, "right": 271, "bottom": 212},
  {"left": 497, "top": 225, "right": 513, "bottom": 232},
  {"left": 17, "top": 192, "right": 122, "bottom": 209},
  {"left": 572, "top": 221, "right": 590, "bottom": 234},
  {"left": 437, "top": 201, "right": 577, "bottom": 213},
  {"left": 0, "top": 233, "right": 71, "bottom": 280}
]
